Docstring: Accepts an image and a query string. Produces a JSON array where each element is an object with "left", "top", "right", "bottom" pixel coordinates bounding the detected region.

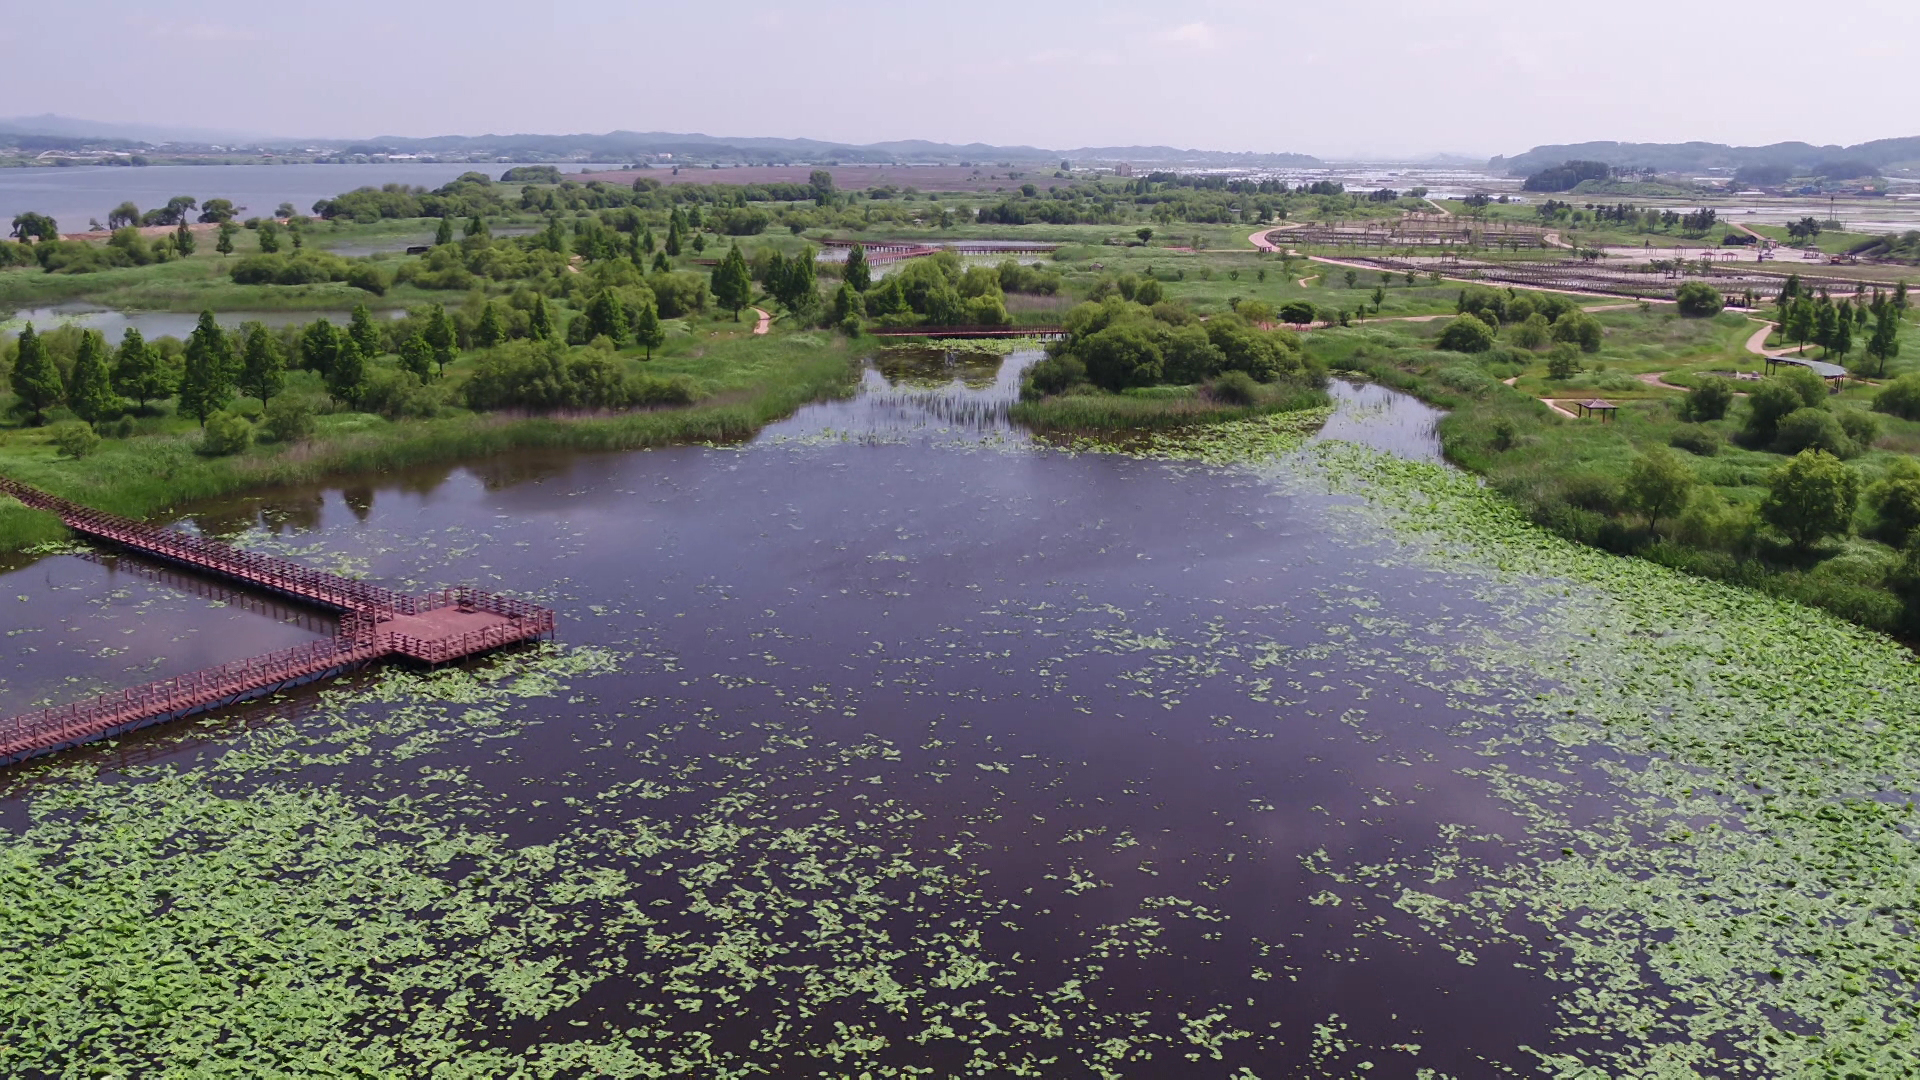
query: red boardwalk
[{"left": 0, "top": 477, "right": 557, "bottom": 765}]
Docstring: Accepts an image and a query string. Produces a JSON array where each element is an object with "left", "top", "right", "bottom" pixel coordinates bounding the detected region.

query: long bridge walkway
[{"left": 0, "top": 477, "right": 556, "bottom": 765}]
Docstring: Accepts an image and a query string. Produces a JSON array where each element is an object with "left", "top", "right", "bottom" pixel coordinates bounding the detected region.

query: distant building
[{"left": 1114, "top": 163, "right": 1134, "bottom": 177}]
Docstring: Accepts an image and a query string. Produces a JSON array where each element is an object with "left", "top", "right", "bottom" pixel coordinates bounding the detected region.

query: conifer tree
[
  {"left": 239, "top": 323, "right": 286, "bottom": 405},
  {"left": 8, "top": 324, "right": 62, "bottom": 424},
  {"left": 475, "top": 302, "right": 505, "bottom": 348},
  {"left": 529, "top": 295, "right": 555, "bottom": 341},
  {"left": 67, "top": 330, "right": 117, "bottom": 423},
  {"left": 652, "top": 252, "right": 671, "bottom": 274},
  {"left": 349, "top": 303, "right": 382, "bottom": 359},
  {"left": 633, "top": 300, "right": 665, "bottom": 360},
  {"left": 300, "top": 319, "right": 340, "bottom": 376},
  {"left": 179, "top": 311, "right": 237, "bottom": 426},
  {"left": 215, "top": 220, "right": 237, "bottom": 255},
  {"left": 465, "top": 215, "right": 488, "bottom": 240},
  {"left": 435, "top": 216, "right": 454, "bottom": 245},
  {"left": 399, "top": 331, "right": 433, "bottom": 384},
  {"left": 641, "top": 227, "right": 656, "bottom": 255},
  {"left": 174, "top": 221, "right": 195, "bottom": 257},
  {"left": 712, "top": 244, "right": 753, "bottom": 321},
  {"left": 844, "top": 243, "right": 872, "bottom": 293},
  {"left": 424, "top": 305, "right": 458, "bottom": 376},
  {"left": 325, "top": 338, "right": 367, "bottom": 407},
  {"left": 112, "top": 328, "right": 169, "bottom": 409}
]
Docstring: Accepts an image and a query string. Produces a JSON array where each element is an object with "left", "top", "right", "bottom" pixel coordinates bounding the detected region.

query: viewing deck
[{"left": 0, "top": 477, "right": 556, "bottom": 765}]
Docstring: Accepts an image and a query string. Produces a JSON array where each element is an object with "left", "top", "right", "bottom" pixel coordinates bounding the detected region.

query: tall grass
[
  {"left": 0, "top": 342, "right": 856, "bottom": 550},
  {"left": 1012, "top": 382, "right": 1328, "bottom": 432}
]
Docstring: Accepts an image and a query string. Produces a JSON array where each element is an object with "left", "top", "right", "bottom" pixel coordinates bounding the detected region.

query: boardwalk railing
[
  {"left": 0, "top": 475, "right": 559, "bottom": 765},
  {"left": 868, "top": 324, "right": 1065, "bottom": 339},
  {"left": 1, "top": 635, "right": 383, "bottom": 762}
]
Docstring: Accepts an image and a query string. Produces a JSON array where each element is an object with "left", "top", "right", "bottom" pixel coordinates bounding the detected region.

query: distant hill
[
  {"left": 350, "top": 131, "right": 1321, "bottom": 168},
  {"left": 1490, "top": 137, "right": 1920, "bottom": 178},
  {"left": 0, "top": 115, "right": 1319, "bottom": 168}
]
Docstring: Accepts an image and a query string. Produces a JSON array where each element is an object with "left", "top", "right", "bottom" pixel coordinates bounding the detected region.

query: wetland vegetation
[{"left": 4, "top": 162, "right": 1920, "bottom": 1077}]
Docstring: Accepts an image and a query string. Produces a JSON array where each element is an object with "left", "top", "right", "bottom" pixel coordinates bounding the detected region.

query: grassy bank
[
  {"left": 1011, "top": 381, "right": 1328, "bottom": 432},
  {"left": 0, "top": 333, "right": 856, "bottom": 548},
  {"left": 1307, "top": 306, "right": 1920, "bottom": 635}
]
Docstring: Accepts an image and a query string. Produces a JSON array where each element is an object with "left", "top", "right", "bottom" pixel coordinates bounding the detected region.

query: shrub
[
  {"left": 1679, "top": 378, "right": 1734, "bottom": 421},
  {"left": 346, "top": 263, "right": 388, "bottom": 295},
  {"left": 1674, "top": 282, "right": 1724, "bottom": 318},
  {"left": 1508, "top": 313, "right": 1554, "bottom": 350},
  {"left": 462, "top": 340, "right": 691, "bottom": 412},
  {"left": 1546, "top": 344, "right": 1581, "bottom": 380},
  {"left": 1871, "top": 460, "right": 1920, "bottom": 545},
  {"left": 1622, "top": 447, "right": 1696, "bottom": 531},
  {"left": 1873, "top": 374, "right": 1920, "bottom": 420},
  {"left": 49, "top": 421, "right": 101, "bottom": 460},
  {"left": 1207, "top": 370, "right": 1259, "bottom": 405},
  {"left": 359, "top": 367, "right": 445, "bottom": 420},
  {"left": 1773, "top": 407, "right": 1855, "bottom": 458},
  {"left": 1744, "top": 378, "right": 1816, "bottom": 444},
  {"left": 1837, "top": 409, "right": 1880, "bottom": 449},
  {"left": 1551, "top": 311, "right": 1603, "bottom": 353},
  {"left": 1022, "top": 355, "right": 1088, "bottom": 399},
  {"left": 1436, "top": 313, "right": 1496, "bottom": 353},
  {"left": 262, "top": 396, "right": 318, "bottom": 443},
  {"left": 1669, "top": 427, "right": 1721, "bottom": 456},
  {"left": 199, "top": 411, "right": 253, "bottom": 456}
]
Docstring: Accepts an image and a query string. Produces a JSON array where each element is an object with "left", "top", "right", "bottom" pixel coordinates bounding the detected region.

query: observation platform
[{"left": 0, "top": 476, "right": 556, "bottom": 765}]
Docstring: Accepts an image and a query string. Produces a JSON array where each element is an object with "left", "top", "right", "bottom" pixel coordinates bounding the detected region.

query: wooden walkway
[
  {"left": 868, "top": 324, "right": 1065, "bottom": 340},
  {"left": 0, "top": 476, "right": 556, "bottom": 765}
]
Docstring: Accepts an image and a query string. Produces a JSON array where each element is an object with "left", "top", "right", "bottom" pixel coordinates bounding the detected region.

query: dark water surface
[{"left": 0, "top": 359, "right": 1602, "bottom": 1075}]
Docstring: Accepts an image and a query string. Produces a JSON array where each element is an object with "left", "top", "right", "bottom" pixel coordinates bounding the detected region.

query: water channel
[{"left": 0, "top": 350, "right": 1895, "bottom": 1075}]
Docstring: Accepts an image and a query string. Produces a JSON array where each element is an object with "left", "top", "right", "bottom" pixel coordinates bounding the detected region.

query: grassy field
[{"left": 1305, "top": 302, "right": 1920, "bottom": 633}]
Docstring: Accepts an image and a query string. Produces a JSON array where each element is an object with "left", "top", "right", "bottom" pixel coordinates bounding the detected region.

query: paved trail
[{"left": 752, "top": 308, "right": 771, "bottom": 335}]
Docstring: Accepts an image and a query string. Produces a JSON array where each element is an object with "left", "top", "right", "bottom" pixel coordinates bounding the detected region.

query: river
[
  {"left": 0, "top": 351, "right": 1912, "bottom": 1077},
  {"left": 0, "top": 162, "right": 622, "bottom": 233}
]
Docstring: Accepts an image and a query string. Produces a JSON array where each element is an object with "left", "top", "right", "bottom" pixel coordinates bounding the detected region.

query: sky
[{"left": 4, "top": 0, "right": 1917, "bottom": 159}]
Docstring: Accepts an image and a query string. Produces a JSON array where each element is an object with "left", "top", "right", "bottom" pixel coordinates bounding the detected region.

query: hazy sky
[{"left": 5, "top": 0, "right": 1916, "bottom": 158}]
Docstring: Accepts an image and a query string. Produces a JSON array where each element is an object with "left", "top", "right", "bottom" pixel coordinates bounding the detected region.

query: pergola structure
[{"left": 1574, "top": 399, "right": 1618, "bottom": 422}]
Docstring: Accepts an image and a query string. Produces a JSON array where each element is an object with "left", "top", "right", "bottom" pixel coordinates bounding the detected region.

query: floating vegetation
[{"left": 4, "top": 371, "right": 1917, "bottom": 1077}]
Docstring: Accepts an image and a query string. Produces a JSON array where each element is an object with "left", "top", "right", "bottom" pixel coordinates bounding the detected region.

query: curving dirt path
[
  {"left": 752, "top": 307, "right": 771, "bottom": 335},
  {"left": 1635, "top": 371, "right": 1691, "bottom": 391}
]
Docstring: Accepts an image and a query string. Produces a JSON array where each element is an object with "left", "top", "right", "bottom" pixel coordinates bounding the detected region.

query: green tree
[
  {"left": 632, "top": 299, "right": 665, "bottom": 360},
  {"left": 1680, "top": 377, "right": 1734, "bottom": 421},
  {"left": 435, "top": 216, "right": 454, "bottom": 246},
  {"left": 238, "top": 323, "right": 286, "bottom": 405},
  {"left": 1831, "top": 316, "right": 1853, "bottom": 362},
  {"left": 1546, "top": 344, "right": 1581, "bottom": 379},
  {"left": 665, "top": 213, "right": 683, "bottom": 257},
  {"left": 529, "top": 295, "right": 556, "bottom": 341},
  {"left": 257, "top": 220, "right": 281, "bottom": 254},
  {"left": 8, "top": 325, "right": 62, "bottom": 424},
  {"left": 641, "top": 227, "right": 656, "bottom": 256},
  {"left": 1343, "top": 270, "right": 1358, "bottom": 290},
  {"left": 107, "top": 202, "right": 140, "bottom": 230},
  {"left": 10, "top": 212, "right": 58, "bottom": 242},
  {"left": 844, "top": 244, "right": 872, "bottom": 293},
  {"left": 1437, "top": 313, "right": 1496, "bottom": 353},
  {"left": 1760, "top": 449, "right": 1861, "bottom": 551},
  {"left": 771, "top": 245, "right": 817, "bottom": 312},
  {"left": 348, "top": 303, "right": 382, "bottom": 359},
  {"left": 215, "top": 220, "right": 237, "bottom": 255},
  {"left": 1785, "top": 299, "right": 1814, "bottom": 353},
  {"left": 1674, "top": 282, "right": 1723, "bottom": 318},
  {"left": 300, "top": 319, "right": 340, "bottom": 376},
  {"left": 581, "top": 292, "right": 628, "bottom": 344},
  {"left": 1865, "top": 310, "right": 1902, "bottom": 377},
  {"left": 1551, "top": 311, "right": 1603, "bottom": 353},
  {"left": 178, "top": 311, "right": 237, "bottom": 426},
  {"left": 112, "top": 328, "right": 169, "bottom": 408},
  {"left": 464, "top": 215, "right": 488, "bottom": 240},
  {"left": 325, "top": 338, "right": 368, "bottom": 407},
  {"left": 1870, "top": 459, "right": 1920, "bottom": 546},
  {"left": 399, "top": 331, "right": 434, "bottom": 384},
  {"left": 475, "top": 302, "right": 505, "bottom": 348},
  {"left": 173, "top": 220, "right": 196, "bottom": 257},
  {"left": 712, "top": 244, "right": 753, "bottom": 320},
  {"left": 424, "top": 305, "right": 458, "bottom": 375},
  {"left": 1623, "top": 447, "right": 1695, "bottom": 532},
  {"left": 66, "top": 330, "right": 117, "bottom": 423},
  {"left": 197, "top": 198, "right": 236, "bottom": 223}
]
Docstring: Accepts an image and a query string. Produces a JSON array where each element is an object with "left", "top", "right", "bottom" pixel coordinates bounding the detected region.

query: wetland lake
[{"left": 2, "top": 351, "right": 1915, "bottom": 1078}]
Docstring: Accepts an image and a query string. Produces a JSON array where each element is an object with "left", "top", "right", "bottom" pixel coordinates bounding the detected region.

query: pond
[
  {"left": 0, "top": 303, "right": 407, "bottom": 340},
  {"left": 1, "top": 352, "right": 1913, "bottom": 1077}
]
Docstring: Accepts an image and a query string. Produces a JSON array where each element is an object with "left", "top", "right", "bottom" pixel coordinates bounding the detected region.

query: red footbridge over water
[{"left": 0, "top": 476, "right": 556, "bottom": 766}]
